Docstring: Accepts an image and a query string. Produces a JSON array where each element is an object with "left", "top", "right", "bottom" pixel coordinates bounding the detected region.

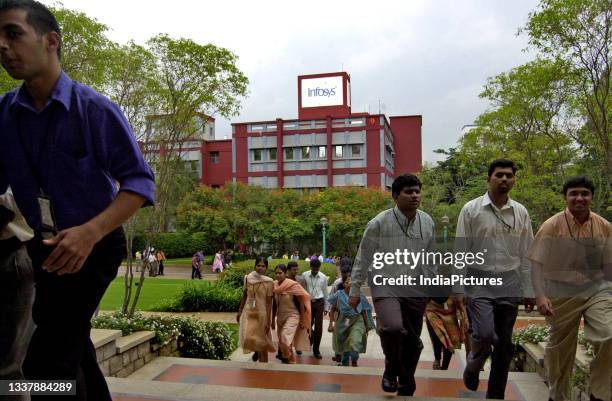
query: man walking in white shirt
[
  {"left": 301, "top": 258, "right": 328, "bottom": 359},
  {"left": 455, "top": 159, "right": 535, "bottom": 399}
]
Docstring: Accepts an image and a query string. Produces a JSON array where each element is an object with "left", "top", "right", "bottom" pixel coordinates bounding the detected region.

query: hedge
[
  {"left": 91, "top": 312, "right": 234, "bottom": 359},
  {"left": 151, "top": 281, "right": 242, "bottom": 312}
]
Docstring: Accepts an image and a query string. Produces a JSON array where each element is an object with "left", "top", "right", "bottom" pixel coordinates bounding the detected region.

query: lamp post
[
  {"left": 441, "top": 215, "right": 450, "bottom": 251},
  {"left": 320, "top": 216, "right": 328, "bottom": 258}
]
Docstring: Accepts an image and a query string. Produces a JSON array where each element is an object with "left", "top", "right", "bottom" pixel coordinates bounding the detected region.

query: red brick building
[
  {"left": 227, "top": 72, "right": 422, "bottom": 190},
  {"left": 144, "top": 72, "right": 422, "bottom": 190}
]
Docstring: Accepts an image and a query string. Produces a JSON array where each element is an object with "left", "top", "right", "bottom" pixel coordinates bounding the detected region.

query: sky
[{"left": 45, "top": 0, "right": 540, "bottom": 162}]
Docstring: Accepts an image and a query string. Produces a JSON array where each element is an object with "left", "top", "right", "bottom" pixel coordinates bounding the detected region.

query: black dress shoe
[
  {"left": 590, "top": 395, "right": 603, "bottom": 401},
  {"left": 381, "top": 376, "right": 398, "bottom": 393},
  {"left": 313, "top": 353, "right": 322, "bottom": 359},
  {"left": 463, "top": 368, "right": 479, "bottom": 391},
  {"left": 397, "top": 385, "right": 415, "bottom": 396}
]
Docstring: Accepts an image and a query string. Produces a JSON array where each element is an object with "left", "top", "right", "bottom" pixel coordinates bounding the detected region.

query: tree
[
  {"left": 524, "top": 0, "right": 611, "bottom": 214},
  {"left": 146, "top": 34, "right": 249, "bottom": 232}
]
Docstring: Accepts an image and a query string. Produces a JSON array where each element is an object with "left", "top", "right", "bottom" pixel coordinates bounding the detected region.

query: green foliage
[
  {"left": 512, "top": 324, "right": 550, "bottom": 344},
  {"left": 133, "top": 232, "right": 213, "bottom": 258},
  {"left": 91, "top": 312, "right": 234, "bottom": 359},
  {"left": 92, "top": 312, "right": 180, "bottom": 345},
  {"left": 175, "top": 319, "right": 234, "bottom": 360},
  {"left": 151, "top": 282, "right": 242, "bottom": 312},
  {"left": 177, "top": 184, "right": 392, "bottom": 255}
]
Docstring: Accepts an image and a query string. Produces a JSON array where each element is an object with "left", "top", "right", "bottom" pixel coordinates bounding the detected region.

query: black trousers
[
  {"left": 373, "top": 297, "right": 427, "bottom": 395},
  {"left": 310, "top": 298, "right": 324, "bottom": 354},
  {"left": 24, "top": 229, "right": 126, "bottom": 401},
  {"left": 426, "top": 318, "right": 453, "bottom": 369}
]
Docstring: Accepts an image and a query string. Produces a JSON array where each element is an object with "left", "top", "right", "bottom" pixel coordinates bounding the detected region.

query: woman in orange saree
[{"left": 272, "top": 264, "right": 311, "bottom": 363}]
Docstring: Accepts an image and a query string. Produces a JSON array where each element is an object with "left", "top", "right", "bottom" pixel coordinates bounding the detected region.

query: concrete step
[
  {"left": 108, "top": 376, "right": 528, "bottom": 401},
  {"left": 121, "top": 357, "right": 548, "bottom": 401}
]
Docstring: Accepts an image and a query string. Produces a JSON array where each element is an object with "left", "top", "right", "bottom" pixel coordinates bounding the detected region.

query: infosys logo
[{"left": 307, "top": 87, "right": 337, "bottom": 98}]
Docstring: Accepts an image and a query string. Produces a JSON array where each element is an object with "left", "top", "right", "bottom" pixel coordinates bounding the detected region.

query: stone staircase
[{"left": 93, "top": 315, "right": 550, "bottom": 401}]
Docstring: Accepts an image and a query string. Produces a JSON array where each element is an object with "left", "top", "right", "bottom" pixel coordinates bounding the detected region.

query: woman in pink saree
[
  {"left": 272, "top": 264, "right": 311, "bottom": 364},
  {"left": 212, "top": 251, "right": 224, "bottom": 273}
]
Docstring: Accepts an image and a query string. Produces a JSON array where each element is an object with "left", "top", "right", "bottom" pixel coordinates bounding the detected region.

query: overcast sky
[{"left": 45, "top": 0, "right": 540, "bottom": 162}]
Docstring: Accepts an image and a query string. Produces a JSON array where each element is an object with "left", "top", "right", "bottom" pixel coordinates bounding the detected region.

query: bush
[
  {"left": 175, "top": 318, "right": 233, "bottom": 360},
  {"left": 91, "top": 312, "right": 234, "bottom": 359},
  {"left": 151, "top": 282, "right": 242, "bottom": 312},
  {"left": 92, "top": 312, "right": 181, "bottom": 345},
  {"left": 219, "top": 259, "right": 337, "bottom": 289},
  {"left": 512, "top": 324, "right": 549, "bottom": 345},
  {"left": 132, "top": 232, "right": 214, "bottom": 258}
]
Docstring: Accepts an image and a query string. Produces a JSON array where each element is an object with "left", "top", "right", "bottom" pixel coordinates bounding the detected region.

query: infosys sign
[{"left": 301, "top": 76, "right": 344, "bottom": 108}]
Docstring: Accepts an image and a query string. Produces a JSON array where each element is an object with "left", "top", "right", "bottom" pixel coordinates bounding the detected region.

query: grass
[{"left": 99, "top": 277, "right": 195, "bottom": 311}]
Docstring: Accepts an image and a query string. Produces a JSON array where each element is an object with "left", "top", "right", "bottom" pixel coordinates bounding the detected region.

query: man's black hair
[
  {"left": 392, "top": 174, "right": 422, "bottom": 197},
  {"left": 0, "top": 0, "right": 61, "bottom": 59},
  {"left": 487, "top": 159, "right": 516, "bottom": 177},
  {"left": 287, "top": 261, "right": 298, "bottom": 269},
  {"left": 309, "top": 258, "right": 321, "bottom": 269},
  {"left": 562, "top": 176, "right": 595, "bottom": 196},
  {"left": 340, "top": 264, "right": 352, "bottom": 274}
]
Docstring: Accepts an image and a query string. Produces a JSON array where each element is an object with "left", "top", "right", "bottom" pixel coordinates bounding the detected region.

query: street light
[
  {"left": 320, "top": 216, "right": 328, "bottom": 258},
  {"left": 441, "top": 215, "right": 450, "bottom": 251}
]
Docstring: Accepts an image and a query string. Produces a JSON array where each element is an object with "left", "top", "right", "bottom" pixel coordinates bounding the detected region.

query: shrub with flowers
[{"left": 92, "top": 312, "right": 233, "bottom": 359}]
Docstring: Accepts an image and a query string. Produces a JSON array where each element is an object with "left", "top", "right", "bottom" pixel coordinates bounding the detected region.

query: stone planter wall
[
  {"left": 92, "top": 329, "right": 179, "bottom": 378},
  {"left": 519, "top": 341, "right": 593, "bottom": 401}
]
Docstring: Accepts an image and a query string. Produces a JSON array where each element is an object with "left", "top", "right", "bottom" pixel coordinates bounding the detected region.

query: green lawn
[{"left": 100, "top": 277, "right": 196, "bottom": 311}]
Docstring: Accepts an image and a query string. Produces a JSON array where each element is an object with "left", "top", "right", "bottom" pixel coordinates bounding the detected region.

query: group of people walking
[
  {"left": 236, "top": 161, "right": 610, "bottom": 401},
  {"left": 346, "top": 162, "right": 610, "bottom": 401},
  {"left": 237, "top": 257, "right": 377, "bottom": 366}
]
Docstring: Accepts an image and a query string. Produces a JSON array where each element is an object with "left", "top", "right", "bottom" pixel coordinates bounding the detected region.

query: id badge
[{"left": 37, "top": 195, "right": 57, "bottom": 238}]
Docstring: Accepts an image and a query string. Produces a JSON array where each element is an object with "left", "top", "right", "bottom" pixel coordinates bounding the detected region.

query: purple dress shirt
[{"left": 0, "top": 71, "right": 155, "bottom": 231}]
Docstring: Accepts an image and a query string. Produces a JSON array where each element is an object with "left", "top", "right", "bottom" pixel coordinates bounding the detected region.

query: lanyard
[
  {"left": 488, "top": 204, "right": 515, "bottom": 232},
  {"left": 393, "top": 208, "right": 423, "bottom": 239},
  {"left": 564, "top": 210, "right": 596, "bottom": 247}
]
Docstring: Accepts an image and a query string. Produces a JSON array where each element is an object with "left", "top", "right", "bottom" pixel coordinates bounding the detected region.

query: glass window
[
  {"left": 351, "top": 144, "right": 361, "bottom": 157},
  {"left": 269, "top": 148, "right": 277, "bottom": 161},
  {"left": 318, "top": 146, "right": 326, "bottom": 159},
  {"left": 334, "top": 145, "right": 343, "bottom": 158},
  {"left": 253, "top": 149, "right": 262, "bottom": 161},
  {"left": 302, "top": 146, "right": 311, "bottom": 159},
  {"left": 285, "top": 148, "right": 294, "bottom": 160},
  {"left": 210, "top": 151, "right": 219, "bottom": 164}
]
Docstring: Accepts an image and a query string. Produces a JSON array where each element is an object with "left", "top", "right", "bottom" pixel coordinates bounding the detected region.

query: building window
[
  {"left": 302, "top": 146, "right": 311, "bottom": 160},
  {"left": 285, "top": 148, "right": 294, "bottom": 160},
  {"left": 334, "top": 145, "right": 343, "bottom": 158},
  {"left": 269, "top": 148, "right": 277, "bottom": 161},
  {"left": 318, "top": 146, "right": 326, "bottom": 159},
  {"left": 351, "top": 144, "right": 362, "bottom": 157},
  {"left": 210, "top": 151, "right": 219, "bottom": 164},
  {"left": 253, "top": 149, "right": 262, "bottom": 161}
]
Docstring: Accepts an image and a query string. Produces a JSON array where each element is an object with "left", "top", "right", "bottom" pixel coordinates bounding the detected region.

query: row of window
[{"left": 252, "top": 145, "right": 362, "bottom": 162}]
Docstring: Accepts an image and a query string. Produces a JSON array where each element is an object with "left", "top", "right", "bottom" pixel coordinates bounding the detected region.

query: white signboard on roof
[{"left": 301, "top": 76, "right": 344, "bottom": 108}]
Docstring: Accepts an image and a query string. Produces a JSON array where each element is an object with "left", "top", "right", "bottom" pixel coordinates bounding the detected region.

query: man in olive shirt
[{"left": 528, "top": 176, "right": 611, "bottom": 401}]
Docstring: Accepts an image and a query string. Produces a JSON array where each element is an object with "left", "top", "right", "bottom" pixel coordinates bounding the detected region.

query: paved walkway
[{"left": 116, "top": 264, "right": 219, "bottom": 280}]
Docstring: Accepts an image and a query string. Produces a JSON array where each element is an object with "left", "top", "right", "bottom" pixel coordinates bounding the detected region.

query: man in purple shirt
[{"left": 0, "top": 1, "right": 155, "bottom": 400}]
